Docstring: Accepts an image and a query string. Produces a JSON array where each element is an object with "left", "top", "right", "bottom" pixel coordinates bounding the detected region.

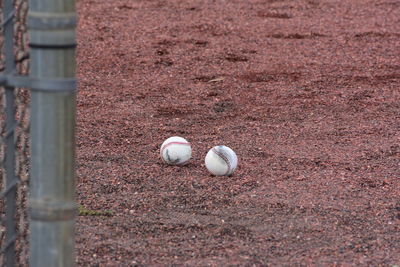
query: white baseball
[
  {"left": 160, "top": 136, "right": 192, "bottom": 165},
  {"left": 205, "top": 145, "right": 238, "bottom": 176}
]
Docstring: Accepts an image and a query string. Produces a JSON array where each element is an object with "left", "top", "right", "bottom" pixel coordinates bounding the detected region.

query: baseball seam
[
  {"left": 212, "top": 147, "right": 232, "bottom": 176},
  {"left": 161, "top": 141, "right": 191, "bottom": 164}
]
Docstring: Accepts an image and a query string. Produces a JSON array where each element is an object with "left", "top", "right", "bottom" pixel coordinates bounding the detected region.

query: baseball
[
  {"left": 160, "top": 136, "right": 192, "bottom": 165},
  {"left": 205, "top": 145, "right": 238, "bottom": 176}
]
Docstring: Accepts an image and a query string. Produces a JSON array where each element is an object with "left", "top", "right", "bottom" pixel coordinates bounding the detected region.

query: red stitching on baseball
[
  {"left": 160, "top": 141, "right": 191, "bottom": 162},
  {"left": 212, "top": 147, "right": 231, "bottom": 176}
]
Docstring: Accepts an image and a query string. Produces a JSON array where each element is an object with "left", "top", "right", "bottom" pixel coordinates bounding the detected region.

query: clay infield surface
[{"left": 76, "top": 0, "right": 400, "bottom": 265}]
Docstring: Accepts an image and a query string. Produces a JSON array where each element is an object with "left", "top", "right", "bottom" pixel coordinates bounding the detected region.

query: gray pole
[{"left": 28, "top": 0, "right": 77, "bottom": 266}]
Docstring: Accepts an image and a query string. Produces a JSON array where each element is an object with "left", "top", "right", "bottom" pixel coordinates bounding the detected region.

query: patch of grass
[{"left": 78, "top": 205, "right": 114, "bottom": 217}]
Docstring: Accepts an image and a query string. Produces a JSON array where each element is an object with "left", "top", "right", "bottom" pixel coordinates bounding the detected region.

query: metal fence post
[{"left": 28, "top": 0, "right": 77, "bottom": 265}]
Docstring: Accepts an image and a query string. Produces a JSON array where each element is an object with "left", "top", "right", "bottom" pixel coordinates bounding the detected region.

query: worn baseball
[
  {"left": 205, "top": 145, "right": 238, "bottom": 176},
  {"left": 160, "top": 136, "right": 192, "bottom": 165}
]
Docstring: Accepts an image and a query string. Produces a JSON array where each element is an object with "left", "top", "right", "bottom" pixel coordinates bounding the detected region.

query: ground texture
[{"left": 76, "top": 0, "right": 400, "bottom": 265}]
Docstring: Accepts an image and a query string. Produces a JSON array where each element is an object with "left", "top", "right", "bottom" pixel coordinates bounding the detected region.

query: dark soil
[{"left": 76, "top": 0, "right": 400, "bottom": 265}]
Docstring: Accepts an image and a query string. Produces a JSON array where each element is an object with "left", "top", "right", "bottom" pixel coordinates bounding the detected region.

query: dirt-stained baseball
[
  {"left": 160, "top": 136, "right": 192, "bottom": 165},
  {"left": 205, "top": 145, "right": 238, "bottom": 176}
]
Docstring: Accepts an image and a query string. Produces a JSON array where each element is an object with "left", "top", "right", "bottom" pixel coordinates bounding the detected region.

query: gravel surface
[{"left": 76, "top": 0, "right": 400, "bottom": 265}]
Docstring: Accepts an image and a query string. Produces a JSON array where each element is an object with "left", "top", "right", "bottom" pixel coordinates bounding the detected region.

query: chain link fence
[{"left": 0, "top": 0, "right": 30, "bottom": 265}]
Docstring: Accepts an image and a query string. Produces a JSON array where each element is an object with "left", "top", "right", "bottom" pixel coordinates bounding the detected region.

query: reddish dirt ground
[{"left": 75, "top": 0, "right": 400, "bottom": 265}]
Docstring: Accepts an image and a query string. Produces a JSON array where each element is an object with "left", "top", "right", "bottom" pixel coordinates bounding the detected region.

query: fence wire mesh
[
  {"left": 0, "top": 0, "right": 30, "bottom": 265},
  {"left": 0, "top": 0, "right": 4, "bottom": 257}
]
